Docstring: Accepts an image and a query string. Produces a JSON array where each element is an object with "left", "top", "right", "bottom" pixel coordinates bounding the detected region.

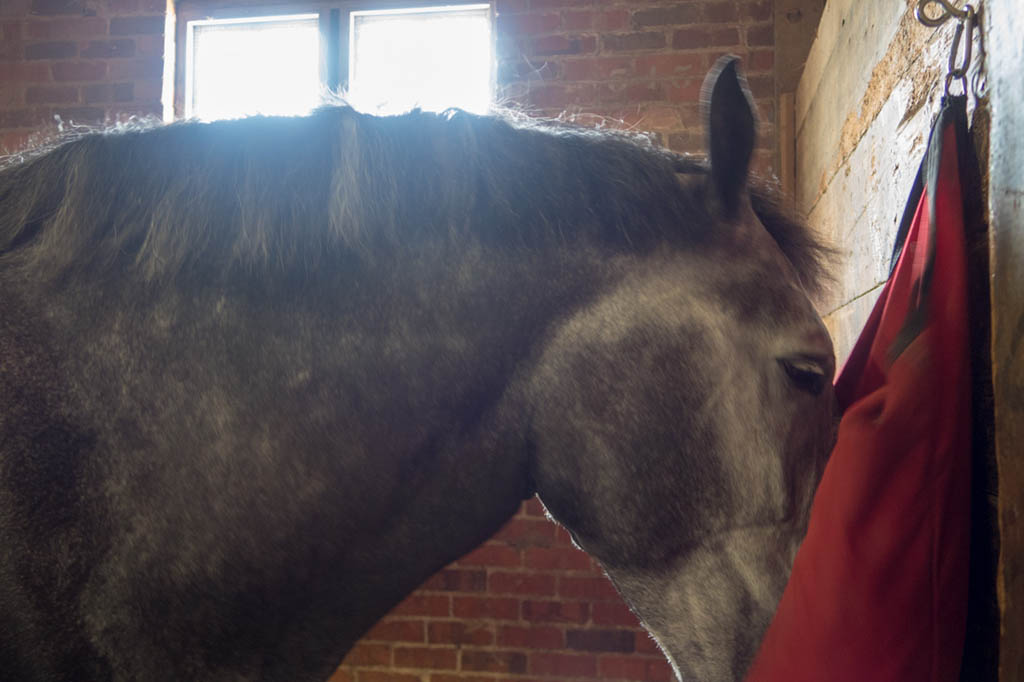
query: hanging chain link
[{"left": 914, "top": 1, "right": 977, "bottom": 97}]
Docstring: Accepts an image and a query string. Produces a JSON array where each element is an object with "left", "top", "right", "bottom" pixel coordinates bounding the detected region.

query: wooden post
[
  {"left": 778, "top": 92, "right": 796, "bottom": 205},
  {"left": 986, "top": 0, "right": 1024, "bottom": 678}
]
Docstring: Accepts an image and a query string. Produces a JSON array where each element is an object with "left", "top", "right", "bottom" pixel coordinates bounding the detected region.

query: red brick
[
  {"left": 635, "top": 52, "right": 704, "bottom": 78},
  {"left": 113, "top": 81, "right": 135, "bottom": 101},
  {"left": 667, "top": 77, "right": 703, "bottom": 102},
  {"left": 598, "top": 654, "right": 647, "bottom": 680},
  {"left": 672, "top": 26, "right": 740, "bottom": 49},
  {"left": 530, "top": 34, "right": 596, "bottom": 57},
  {"left": 592, "top": 601, "right": 642, "bottom": 627},
  {"left": 561, "top": 9, "right": 592, "bottom": 31},
  {"left": 452, "top": 595, "right": 519, "bottom": 620},
  {"left": 644, "top": 658, "right": 674, "bottom": 682},
  {"left": 341, "top": 643, "right": 391, "bottom": 667},
  {"left": 521, "top": 599, "right": 588, "bottom": 624},
  {"left": 456, "top": 544, "right": 520, "bottom": 568},
  {"left": 429, "top": 676, "right": 532, "bottom": 682},
  {"left": 355, "top": 673, "right": 420, "bottom": 682},
  {"left": 106, "top": 57, "right": 164, "bottom": 80},
  {"left": 81, "top": 39, "right": 135, "bottom": 59},
  {"left": 0, "top": 61, "right": 49, "bottom": 82},
  {"left": 597, "top": 9, "right": 630, "bottom": 31},
  {"left": 491, "top": 517, "right": 558, "bottom": 547},
  {"left": 524, "top": 547, "right": 592, "bottom": 571},
  {"left": 529, "top": 652, "right": 598, "bottom": 678},
  {"left": 1, "top": 34, "right": 23, "bottom": 62},
  {"left": 558, "top": 576, "right": 621, "bottom": 601},
  {"left": 131, "top": 34, "right": 163, "bottom": 57},
  {"left": 489, "top": 571, "right": 557, "bottom": 596},
  {"left": 364, "top": 620, "right": 425, "bottom": 644},
  {"left": 530, "top": 0, "right": 578, "bottom": 8},
  {"left": 632, "top": 4, "right": 700, "bottom": 28},
  {"left": 81, "top": 82, "right": 111, "bottom": 102},
  {"left": 741, "top": 0, "right": 772, "bottom": 22},
  {"left": 421, "top": 568, "right": 486, "bottom": 592},
  {"left": 596, "top": 81, "right": 666, "bottom": 104},
  {"left": 0, "top": 83, "right": 24, "bottom": 106},
  {"left": 553, "top": 525, "right": 579, "bottom": 548},
  {"left": 326, "top": 667, "right": 353, "bottom": 682},
  {"left": 109, "top": 15, "right": 164, "bottom": 35},
  {"left": 749, "top": 48, "right": 774, "bottom": 72},
  {"left": 427, "top": 622, "right": 493, "bottom": 646},
  {"left": 460, "top": 650, "right": 528, "bottom": 674},
  {"left": 746, "top": 22, "right": 773, "bottom": 46},
  {"left": 25, "top": 83, "right": 75, "bottom": 103},
  {"left": 29, "top": 0, "right": 88, "bottom": 15},
  {"left": 602, "top": 31, "right": 666, "bottom": 52},
  {"left": 745, "top": 73, "right": 773, "bottom": 98},
  {"left": 26, "top": 17, "right": 104, "bottom": 39},
  {"left": 393, "top": 646, "right": 456, "bottom": 670},
  {"left": 663, "top": 129, "right": 704, "bottom": 151},
  {"left": 389, "top": 594, "right": 450, "bottom": 617},
  {"left": 498, "top": 624, "right": 565, "bottom": 649},
  {"left": 52, "top": 61, "right": 106, "bottom": 81},
  {"left": 0, "top": 130, "right": 40, "bottom": 154},
  {"left": 523, "top": 497, "right": 546, "bottom": 517},
  {"left": 496, "top": 11, "right": 559, "bottom": 36},
  {"left": 636, "top": 630, "right": 662, "bottom": 655},
  {"left": 561, "top": 57, "right": 632, "bottom": 81},
  {"left": 705, "top": 1, "right": 740, "bottom": 23},
  {"left": 0, "top": 107, "right": 41, "bottom": 128},
  {"left": 566, "top": 628, "right": 636, "bottom": 653},
  {"left": 24, "top": 40, "right": 76, "bottom": 59}
]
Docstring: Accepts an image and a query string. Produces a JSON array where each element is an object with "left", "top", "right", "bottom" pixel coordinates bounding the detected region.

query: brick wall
[
  {"left": 492, "top": 0, "right": 776, "bottom": 169},
  {"left": 0, "top": 2, "right": 779, "bottom": 681},
  {"left": 0, "top": 0, "right": 166, "bottom": 154},
  {"left": 330, "top": 497, "right": 673, "bottom": 682},
  {"left": 1, "top": 1, "right": 778, "bottom": 168}
]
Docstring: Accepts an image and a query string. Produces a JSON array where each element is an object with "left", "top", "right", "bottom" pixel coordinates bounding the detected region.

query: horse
[{"left": 0, "top": 57, "right": 837, "bottom": 682}]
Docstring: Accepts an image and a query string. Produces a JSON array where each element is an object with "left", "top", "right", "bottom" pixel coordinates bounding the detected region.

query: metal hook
[
  {"left": 915, "top": 0, "right": 971, "bottom": 27},
  {"left": 943, "top": 4, "right": 975, "bottom": 95}
]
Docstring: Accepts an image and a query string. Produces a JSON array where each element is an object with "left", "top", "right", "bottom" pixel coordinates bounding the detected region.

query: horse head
[{"left": 526, "top": 57, "right": 838, "bottom": 681}]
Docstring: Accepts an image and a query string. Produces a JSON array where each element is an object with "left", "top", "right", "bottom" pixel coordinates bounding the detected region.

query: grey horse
[{"left": 0, "top": 57, "right": 836, "bottom": 681}]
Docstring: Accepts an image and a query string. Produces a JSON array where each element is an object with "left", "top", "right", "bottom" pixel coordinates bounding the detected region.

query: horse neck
[{"left": 2, "top": 243, "right": 620, "bottom": 670}]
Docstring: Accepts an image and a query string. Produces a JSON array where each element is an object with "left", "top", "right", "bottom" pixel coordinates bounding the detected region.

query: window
[
  {"left": 186, "top": 15, "right": 321, "bottom": 120},
  {"left": 176, "top": 3, "right": 494, "bottom": 122},
  {"left": 348, "top": 5, "right": 491, "bottom": 115}
]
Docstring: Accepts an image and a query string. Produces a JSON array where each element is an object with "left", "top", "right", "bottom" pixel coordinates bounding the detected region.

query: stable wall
[
  {"left": 794, "top": 1, "right": 999, "bottom": 679},
  {"left": 795, "top": 0, "right": 975, "bottom": 362}
]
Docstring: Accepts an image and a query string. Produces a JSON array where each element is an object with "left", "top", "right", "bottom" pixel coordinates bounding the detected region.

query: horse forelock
[{"left": 0, "top": 106, "right": 830, "bottom": 293}]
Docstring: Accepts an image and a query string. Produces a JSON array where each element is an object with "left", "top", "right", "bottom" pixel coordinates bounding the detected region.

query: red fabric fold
[{"left": 745, "top": 110, "right": 971, "bottom": 682}]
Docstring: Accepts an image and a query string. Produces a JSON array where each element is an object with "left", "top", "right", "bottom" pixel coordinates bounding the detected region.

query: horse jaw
[{"left": 603, "top": 524, "right": 803, "bottom": 682}]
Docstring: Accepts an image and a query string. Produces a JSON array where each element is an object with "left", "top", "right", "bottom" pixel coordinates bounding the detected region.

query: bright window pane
[
  {"left": 188, "top": 15, "right": 321, "bottom": 121},
  {"left": 349, "top": 5, "right": 492, "bottom": 115}
]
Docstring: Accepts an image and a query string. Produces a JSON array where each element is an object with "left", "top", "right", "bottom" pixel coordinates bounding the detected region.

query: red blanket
[{"left": 746, "top": 97, "right": 972, "bottom": 682}]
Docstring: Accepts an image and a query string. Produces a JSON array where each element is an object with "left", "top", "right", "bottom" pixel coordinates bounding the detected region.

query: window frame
[{"left": 171, "top": 0, "right": 496, "bottom": 121}]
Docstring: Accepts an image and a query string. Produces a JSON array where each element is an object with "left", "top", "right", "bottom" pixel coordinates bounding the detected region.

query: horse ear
[{"left": 702, "top": 55, "right": 758, "bottom": 216}]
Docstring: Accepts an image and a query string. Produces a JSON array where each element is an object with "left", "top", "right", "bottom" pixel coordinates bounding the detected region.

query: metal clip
[
  {"left": 915, "top": 0, "right": 971, "bottom": 27},
  {"left": 943, "top": 4, "right": 975, "bottom": 95}
]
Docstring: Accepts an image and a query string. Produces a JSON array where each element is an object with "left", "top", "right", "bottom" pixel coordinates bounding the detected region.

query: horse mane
[{"left": 0, "top": 106, "right": 831, "bottom": 295}]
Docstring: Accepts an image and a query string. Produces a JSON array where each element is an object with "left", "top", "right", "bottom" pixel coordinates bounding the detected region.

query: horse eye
[{"left": 779, "top": 357, "right": 828, "bottom": 396}]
